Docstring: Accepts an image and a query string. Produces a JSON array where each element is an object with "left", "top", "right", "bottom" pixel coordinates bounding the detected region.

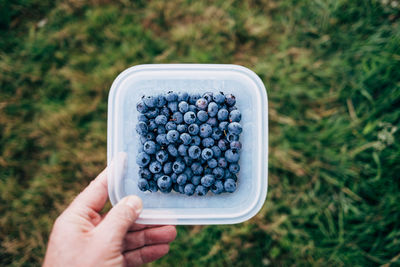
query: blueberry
[
  {"left": 196, "top": 98, "right": 208, "bottom": 110},
  {"left": 218, "top": 139, "right": 229, "bottom": 151},
  {"left": 138, "top": 114, "right": 148, "bottom": 122},
  {"left": 136, "top": 152, "right": 150, "bottom": 167},
  {"left": 149, "top": 161, "right": 162, "bottom": 173},
  {"left": 180, "top": 133, "right": 192, "bottom": 145},
  {"left": 178, "top": 92, "right": 189, "bottom": 102},
  {"left": 224, "top": 179, "right": 237, "bottom": 193},
  {"left": 136, "top": 122, "right": 148, "bottom": 135},
  {"left": 189, "top": 93, "right": 201, "bottom": 104},
  {"left": 184, "top": 167, "right": 194, "bottom": 179},
  {"left": 156, "top": 95, "right": 167, "bottom": 108},
  {"left": 148, "top": 120, "right": 157, "bottom": 131},
  {"left": 211, "top": 146, "right": 222, "bottom": 158},
  {"left": 148, "top": 180, "right": 158, "bottom": 192},
  {"left": 140, "top": 136, "right": 147, "bottom": 145},
  {"left": 225, "top": 149, "right": 240, "bottom": 163},
  {"left": 218, "top": 157, "right": 228, "bottom": 168},
  {"left": 138, "top": 178, "right": 149, "bottom": 191},
  {"left": 165, "top": 91, "right": 178, "bottom": 102},
  {"left": 192, "top": 176, "right": 201, "bottom": 186},
  {"left": 171, "top": 173, "right": 178, "bottom": 183},
  {"left": 167, "top": 144, "right": 179, "bottom": 157},
  {"left": 228, "top": 106, "right": 238, "bottom": 112},
  {"left": 136, "top": 100, "right": 148, "bottom": 113},
  {"left": 230, "top": 141, "right": 242, "bottom": 151},
  {"left": 168, "top": 101, "right": 178, "bottom": 113},
  {"left": 183, "top": 156, "right": 193, "bottom": 166},
  {"left": 211, "top": 180, "right": 224, "bottom": 194},
  {"left": 157, "top": 175, "right": 173, "bottom": 192},
  {"left": 145, "top": 109, "right": 159, "bottom": 119},
  {"left": 207, "top": 102, "right": 218, "bottom": 117},
  {"left": 197, "top": 110, "right": 209, "bottom": 122},
  {"left": 163, "top": 162, "right": 173, "bottom": 174},
  {"left": 227, "top": 133, "right": 239, "bottom": 142},
  {"left": 184, "top": 111, "right": 197, "bottom": 124},
  {"left": 177, "top": 124, "right": 187, "bottom": 133},
  {"left": 201, "top": 148, "right": 214, "bottom": 160},
  {"left": 195, "top": 185, "right": 208, "bottom": 196},
  {"left": 172, "top": 160, "right": 186, "bottom": 174},
  {"left": 229, "top": 163, "right": 240, "bottom": 173},
  {"left": 190, "top": 136, "right": 201, "bottom": 146},
  {"left": 160, "top": 106, "right": 170, "bottom": 117},
  {"left": 213, "top": 92, "right": 226, "bottom": 104},
  {"left": 202, "top": 92, "right": 214, "bottom": 103},
  {"left": 143, "top": 95, "right": 157, "bottom": 108},
  {"left": 155, "top": 115, "right": 168, "bottom": 125},
  {"left": 191, "top": 162, "right": 204, "bottom": 175},
  {"left": 188, "top": 146, "right": 201, "bottom": 159},
  {"left": 212, "top": 167, "right": 225, "bottom": 179},
  {"left": 217, "top": 108, "right": 229, "bottom": 121},
  {"left": 154, "top": 173, "right": 163, "bottom": 181},
  {"left": 207, "top": 158, "right": 218, "bottom": 168},
  {"left": 157, "top": 125, "right": 166, "bottom": 134},
  {"left": 173, "top": 183, "right": 180, "bottom": 193},
  {"left": 225, "top": 94, "right": 236, "bottom": 106},
  {"left": 156, "top": 150, "right": 169, "bottom": 163},
  {"left": 228, "top": 122, "right": 242, "bottom": 135},
  {"left": 188, "top": 105, "right": 197, "bottom": 112},
  {"left": 225, "top": 169, "right": 235, "bottom": 180},
  {"left": 177, "top": 174, "right": 188, "bottom": 185},
  {"left": 188, "top": 124, "right": 199, "bottom": 135},
  {"left": 201, "top": 174, "right": 215, "bottom": 187},
  {"left": 184, "top": 183, "right": 195, "bottom": 196},
  {"left": 178, "top": 144, "right": 188, "bottom": 156},
  {"left": 146, "top": 132, "right": 155, "bottom": 140},
  {"left": 229, "top": 110, "right": 241, "bottom": 122},
  {"left": 206, "top": 117, "right": 218, "bottom": 127},
  {"left": 204, "top": 168, "right": 212, "bottom": 175},
  {"left": 165, "top": 121, "right": 177, "bottom": 131},
  {"left": 199, "top": 124, "right": 212, "bottom": 138},
  {"left": 166, "top": 130, "right": 180, "bottom": 143},
  {"left": 178, "top": 101, "right": 189, "bottom": 113},
  {"left": 219, "top": 121, "right": 229, "bottom": 131},
  {"left": 202, "top": 137, "right": 215, "bottom": 148},
  {"left": 172, "top": 112, "right": 184, "bottom": 124},
  {"left": 143, "top": 141, "right": 157, "bottom": 154},
  {"left": 211, "top": 128, "right": 222, "bottom": 140},
  {"left": 139, "top": 168, "right": 152, "bottom": 180}
]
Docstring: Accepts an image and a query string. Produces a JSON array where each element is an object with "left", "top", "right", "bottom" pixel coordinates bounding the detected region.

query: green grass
[{"left": 1, "top": 0, "right": 399, "bottom": 266}]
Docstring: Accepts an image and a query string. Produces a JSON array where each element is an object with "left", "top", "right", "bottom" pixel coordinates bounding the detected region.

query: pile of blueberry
[{"left": 135, "top": 91, "right": 242, "bottom": 196}]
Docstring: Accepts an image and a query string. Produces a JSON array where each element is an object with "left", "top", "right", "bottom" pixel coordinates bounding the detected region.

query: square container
[{"left": 107, "top": 64, "right": 268, "bottom": 225}]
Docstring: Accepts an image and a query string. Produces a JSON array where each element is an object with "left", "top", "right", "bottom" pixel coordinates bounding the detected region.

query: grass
[{"left": 0, "top": 0, "right": 399, "bottom": 266}]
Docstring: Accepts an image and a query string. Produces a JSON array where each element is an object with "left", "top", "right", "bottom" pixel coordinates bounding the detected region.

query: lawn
[{"left": 0, "top": 0, "right": 399, "bottom": 266}]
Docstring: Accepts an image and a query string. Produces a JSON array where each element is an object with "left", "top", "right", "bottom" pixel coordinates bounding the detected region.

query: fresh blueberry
[
  {"left": 196, "top": 98, "right": 208, "bottom": 110},
  {"left": 165, "top": 91, "right": 178, "bottom": 102},
  {"left": 138, "top": 114, "right": 148, "bottom": 122},
  {"left": 160, "top": 106, "right": 170, "bottom": 117},
  {"left": 139, "top": 168, "right": 152, "bottom": 180},
  {"left": 202, "top": 92, "right": 214, "bottom": 103},
  {"left": 195, "top": 185, "right": 208, "bottom": 196},
  {"left": 156, "top": 95, "right": 166, "bottom": 108},
  {"left": 172, "top": 112, "right": 183, "bottom": 124},
  {"left": 219, "top": 121, "right": 229, "bottom": 131},
  {"left": 211, "top": 146, "right": 222, "bottom": 158},
  {"left": 225, "top": 94, "right": 236, "bottom": 106},
  {"left": 156, "top": 150, "right": 168, "bottom": 163},
  {"left": 178, "top": 101, "right": 189, "bottom": 113},
  {"left": 177, "top": 124, "right": 187, "bottom": 133},
  {"left": 157, "top": 125, "right": 166, "bottom": 134},
  {"left": 212, "top": 167, "right": 225, "bottom": 179},
  {"left": 229, "top": 110, "right": 241, "bottom": 122},
  {"left": 224, "top": 169, "right": 235, "bottom": 180},
  {"left": 148, "top": 120, "right": 157, "bottom": 131},
  {"left": 167, "top": 101, "right": 178, "bottom": 113},
  {"left": 206, "top": 117, "right": 218, "bottom": 127},
  {"left": 149, "top": 161, "right": 162, "bottom": 173},
  {"left": 201, "top": 148, "right": 214, "bottom": 160},
  {"left": 188, "top": 124, "right": 199, "bottom": 135},
  {"left": 136, "top": 152, "right": 150, "bottom": 167},
  {"left": 203, "top": 168, "right": 212, "bottom": 175},
  {"left": 218, "top": 157, "right": 228, "bottom": 168},
  {"left": 217, "top": 108, "right": 229, "bottom": 121},
  {"left": 138, "top": 178, "right": 149, "bottom": 191},
  {"left": 143, "top": 141, "right": 157, "bottom": 154},
  {"left": 178, "top": 144, "right": 188, "bottom": 156},
  {"left": 184, "top": 111, "right": 196, "bottom": 124},
  {"left": 180, "top": 133, "right": 192, "bottom": 145},
  {"left": 155, "top": 115, "right": 168, "bottom": 125},
  {"left": 184, "top": 183, "right": 195, "bottom": 196},
  {"left": 228, "top": 122, "right": 242, "bottom": 135},
  {"left": 197, "top": 110, "right": 209, "bottom": 122},
  {"left": 140, "top": 136, "right": 147, "bottom": 145},
  {"left": 202, "top": 137, "right": 215, "bottom": 148},
  {"left": 207, "top": 102, "right": 219, "bottom": 117},
  {"left": 227, "top": 133, "right": 239, "bottom": 142},
  {"left": 188, "top": 146, "right": 201, "bottom": 159},
  {"left": 190, "top": 136, "right": 201, "bottom": 146},
  {"left": 183, "top": 156, "right": 193, "bottom": 166},
  {"left": 145, "top": 109, "right": 159, "bottom": 119},
  {"left": 184, "top": 167, "right": 194, "bottom": 179},
  {"left": 189, "top": 93, "right": 201, "bottom": 104},
  {"left": 229, "top": 163, "right": 240, "bottom": 173},
  {"left": 191, "top": 162, "right": 204, "bottom": 175},
  {"left": 178, "top": 92, "right": 189, "bottom": 102},
  {"left": 157, "top": 175, "right": 173, "bottom": 192},
  {"left": 201, "top": 174, "right": 215, "bottom": 187},
  {"left": 230, "top": 141, "right": 242, "bottom": 151},
  {"left": 228, "top": 106, "right": 238, "bottom": 112},
  {"left": 199, "top": 124, "right": 212, "bottom": 138},
  {"left": 136, "top": 122, "right": 148, "bottom": 135},
  {"left": 171, "top": 173, "right": 178, "bottom": 183},
  {"left": 136, "top": 100, "right": 148, "bottom": 113},
  {"left": 146, "top": 132, "right": 155, "bottom": 140},
  {"left": 163, "top": 162, "right": 173, "bottom": 174},
  {"left": 210, "top": 180, "right": 224, "bottom": 194},
  {"left": 167, "top": 144, "right": 179, "bottom": 157},
  {"left": 213, "top": 92, "right": 226, "bottom": 104},
  {"left": 225, "top": 149, "right": 240, "bottom": 163},
  {"left": 154, "top": 173, "right": 163, "bottom": 181},
  {"left": 143, "top": 95, "right": 157, "bottom": 108},
  {"left": 166, "top": 130, "right": 180, "bottom": 143},
  {"left": 188, "top": 105, "right": 197, "bottom": 112},
  {"left": 177, "top": 174, "right": 188, "bottom": 185},
  {"left": 192, "top": 176, "right": 201, "bottom": 186},
  {"left": 211, "top": 128, "right": 222, "bottom": 140},
  {"left": 173, "top": 183, "right": 180, "bottom": 193},
  {"left": 224, "top": 179, "right": 237, "bottom": 193},
  {"left": 172, "top": 160, "right": 186, "bottom": 174},
  {"left": 218, "top": 139, "right": 229, "bottom": 151},
  {"left": 148, "top": 180, "right": 158, "bottom": 192},
  {"left": 165, "top": 121, "right": 177, "bottom": 131},
  {"left": 207, "top": 158, "right": 218, "bottom": 168}
]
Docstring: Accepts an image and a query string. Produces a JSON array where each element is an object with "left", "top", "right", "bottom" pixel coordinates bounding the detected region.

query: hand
[{"left": 43, "top": 168, "right": 177, "bottom": 267}]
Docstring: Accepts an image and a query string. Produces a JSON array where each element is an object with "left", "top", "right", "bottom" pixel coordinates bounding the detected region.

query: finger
[
  {"left": 128, "top": 224, "right": 165, "bottom": 232},
  {"left": 70, "top": 168, "right": 108, "bottom": 212},
  {"left": 124, "top": 244, "right": 169, "bottom": 267},
  {"left": 124, "top": 226, "right": 177, "bottom": 251},
  {"left": 95, "top": 195, "right": 143, "bottom": 243}
]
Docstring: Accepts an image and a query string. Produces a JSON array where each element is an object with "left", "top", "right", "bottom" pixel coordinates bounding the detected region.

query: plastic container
[{"left": 107, "top": 64, "right": 268, "bottom": 225}]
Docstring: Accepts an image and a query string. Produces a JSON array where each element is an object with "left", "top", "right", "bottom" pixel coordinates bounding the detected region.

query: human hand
[{"left": 43, "top": 168, "right": 177, "bottom": 267}]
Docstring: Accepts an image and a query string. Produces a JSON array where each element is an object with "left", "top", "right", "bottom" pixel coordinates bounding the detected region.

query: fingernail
[{"left": 122, "top": 196, "right": 143, "bottom": 214}]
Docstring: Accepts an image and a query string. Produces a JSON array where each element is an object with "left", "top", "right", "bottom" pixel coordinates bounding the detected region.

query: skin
[{"left": 43, "top": 168, "right": 177, "bottom": 267}]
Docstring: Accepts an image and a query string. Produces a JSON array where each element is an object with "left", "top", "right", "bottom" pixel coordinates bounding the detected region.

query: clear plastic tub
[{"left": 107, "top": 64, "right": 268, "bottom": 225}]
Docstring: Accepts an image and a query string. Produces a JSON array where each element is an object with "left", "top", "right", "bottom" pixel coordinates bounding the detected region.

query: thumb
[{"left": 96, "top": 196, "right": 143, "bottom": 242}]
